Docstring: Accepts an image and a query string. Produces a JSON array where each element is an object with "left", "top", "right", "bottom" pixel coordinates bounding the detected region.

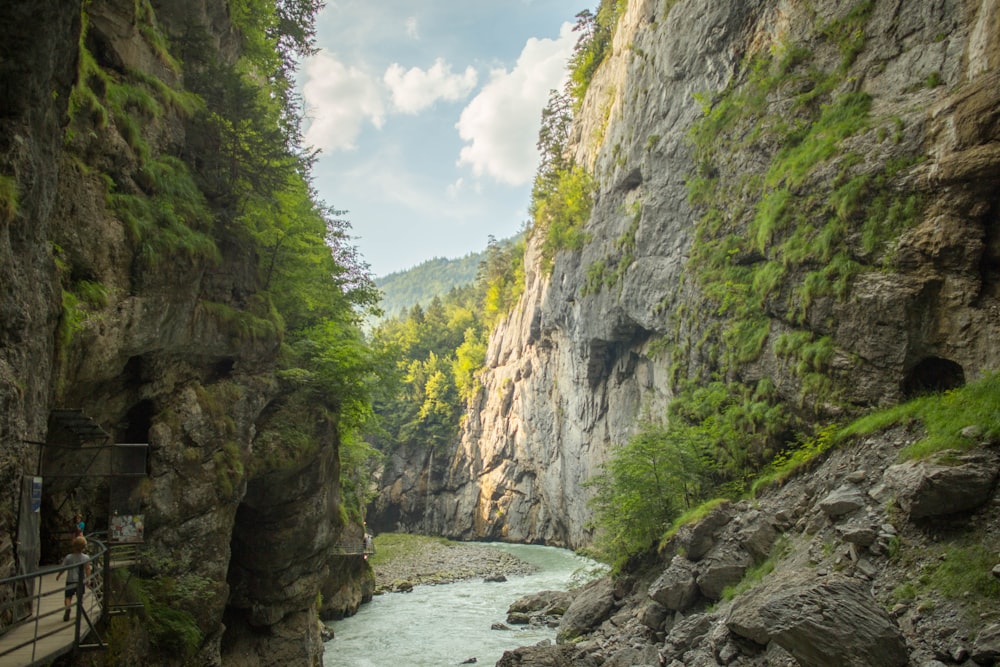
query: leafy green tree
[
  {"left": 587, "top": 421, "right": 707, "bottom": 564},
  {"left": 668, "top": 378, "right": 795, "bottom": 492},
  {"left": 369, "top": 269, "right": 491, "bottom": 454},
  {"left": 415, "top": 354, "right": 459, "bottom": 450},
  {"left": 586, "top": 375, "right": 801, "bottom": 565},
  {"left": 477, "top": 235, "right": 525, "bottom": 325},
  {"left": 536, "top": 89, "right": 573, "bottom": 186},
  {"left": 531, "top": 164, "right": 595, "bottom": 271},
  {"left": 453, "top": 327, "right": 487, "bottom": 402}
]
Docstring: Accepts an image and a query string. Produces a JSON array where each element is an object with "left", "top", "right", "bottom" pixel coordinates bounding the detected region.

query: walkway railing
[
  {"left": 1, "top": 535, "right": 366, "bottom": 664},
  {"left": 329, "top": 540, "right": 376, "bottom": 556},
  {"left": 0, "top": 537, "right": 107, "bottom": 667}
]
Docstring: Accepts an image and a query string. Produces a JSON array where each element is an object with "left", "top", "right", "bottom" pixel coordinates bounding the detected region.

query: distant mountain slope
[{"left": 375, "top": 252, "right": 484, "bottom": 319}]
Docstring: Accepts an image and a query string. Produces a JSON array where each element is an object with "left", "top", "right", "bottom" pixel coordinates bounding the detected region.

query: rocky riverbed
[{"left": 370, "top": 536, "right": 539, "bottom": 593}]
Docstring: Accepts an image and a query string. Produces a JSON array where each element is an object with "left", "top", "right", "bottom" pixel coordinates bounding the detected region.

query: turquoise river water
[{"left": 323, "top": 543, "right": 604, "bottom": 667}]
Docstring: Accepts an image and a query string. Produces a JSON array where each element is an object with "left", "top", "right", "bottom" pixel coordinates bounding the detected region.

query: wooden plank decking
[{"left": 0, "top": 573, "right": 101, "bottom": 667}]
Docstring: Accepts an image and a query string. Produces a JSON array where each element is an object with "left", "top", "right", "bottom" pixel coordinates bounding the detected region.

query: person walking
[{"left": 55, "top": 535, "right": 91, "bottom": 622}]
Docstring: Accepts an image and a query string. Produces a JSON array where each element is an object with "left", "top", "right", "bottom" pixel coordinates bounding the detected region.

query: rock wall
[
  {"left": 0, "top": 0, "right": 81, "bottom": 578},
  {"left": 374, "top": 0, "right": 1000, "bottom": 548},
  {"left": 0, "top": 1, "right": 370, "bottom": 665}
]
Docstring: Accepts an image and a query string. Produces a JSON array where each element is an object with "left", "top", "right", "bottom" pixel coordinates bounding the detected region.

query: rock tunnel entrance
[
  {"left": 119, "top": 399, "right": 154, "bottom": 444},
  {"left": 902, "top": 357, "right": 965, "bottom": 398},
  {"left": 36, "top": 401, "right": 152, "bottom": 563}
]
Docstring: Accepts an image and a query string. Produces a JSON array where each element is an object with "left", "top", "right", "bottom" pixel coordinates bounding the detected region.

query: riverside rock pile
[
  {"left": 499, "top": 427, "right": 1000, "bottom": 667},
  {"left": 373, "top": 541, "right": 538, "bottom": 593}
]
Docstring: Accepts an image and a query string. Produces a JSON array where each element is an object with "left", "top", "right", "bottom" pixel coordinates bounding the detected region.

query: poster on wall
[
  {"left": 110, "top": 513, "right": 145, "bottom": 542},
  {"left": 30, "top": 476, "right": 42, "bottom": 513}
]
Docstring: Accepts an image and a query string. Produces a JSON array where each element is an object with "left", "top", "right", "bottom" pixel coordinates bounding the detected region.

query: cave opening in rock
[
  {"left": 120, "top": 399, "right": 154, "bottom": 444},
  {"left": 902, "top": 357, "right": 965, "bottom": 398},
  {"left": 212, "top": 357, "right": 236, "bottom": 380}
]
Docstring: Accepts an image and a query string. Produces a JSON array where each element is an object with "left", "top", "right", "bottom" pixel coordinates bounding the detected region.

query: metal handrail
[
  {"left": 0, "top": 536, "right": 108, "bottom": 662},
  {"left": 329, "top": 541, "right": 376, "bottom": 556}
]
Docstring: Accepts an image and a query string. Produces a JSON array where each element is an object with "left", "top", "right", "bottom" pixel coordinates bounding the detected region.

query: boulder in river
[
  {"left": 507, "top": 589, "right": 575, "bottom": 625},
  {"left": 496, "top": 643, "right": 597, "bottom": 666}
]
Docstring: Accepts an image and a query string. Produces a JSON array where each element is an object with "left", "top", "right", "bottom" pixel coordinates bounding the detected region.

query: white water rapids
[{"left": 324, "top": 544, "right": 605, "bottom": 666}]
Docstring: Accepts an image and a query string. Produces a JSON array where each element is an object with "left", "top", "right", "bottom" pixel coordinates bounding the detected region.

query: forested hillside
[
  {"left": 376, "top": 253, "right": 483, "bottom": 318},
  {"left": 368, "top": 236, "right": 524, "bottom": 461},
  {"left": 374, "top": 235, "right": 522, "bottom": 320}
]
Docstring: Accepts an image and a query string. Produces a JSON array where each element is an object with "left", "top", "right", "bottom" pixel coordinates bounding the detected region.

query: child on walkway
[{"left": 55, "top": 535, "right": 91, "bottom": 622}]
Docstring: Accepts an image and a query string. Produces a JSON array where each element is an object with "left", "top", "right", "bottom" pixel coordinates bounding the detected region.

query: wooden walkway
[{"left": 0, "top": 572, "right": 102, "bottom": 667}]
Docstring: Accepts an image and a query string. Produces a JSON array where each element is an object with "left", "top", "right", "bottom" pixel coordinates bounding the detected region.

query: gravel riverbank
[{"left": 371, "top": 536, "right": 539, "bottom": 593}]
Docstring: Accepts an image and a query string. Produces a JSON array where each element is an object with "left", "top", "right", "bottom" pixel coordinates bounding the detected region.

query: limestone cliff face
[
  {"left": 0, "top": 1, "right": 370, "bottom": 665},
  {"left": 375, "top": 0, "right": 1000, "bottom": 549}
]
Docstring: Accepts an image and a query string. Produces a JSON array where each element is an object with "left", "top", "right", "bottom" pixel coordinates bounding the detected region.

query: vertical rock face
[
  {"left": 0, "top": 0, "right": 82, "bottom": 572},
  {"left": 0, "top": 1, "right": 368, "bottom": 664},
  {"left": 377, "top": 0, "right": 1000, "bottom": 548}
]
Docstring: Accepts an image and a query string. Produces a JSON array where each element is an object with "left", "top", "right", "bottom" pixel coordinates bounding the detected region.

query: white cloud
[
  {"left": 302, "top": 50, "right": 385, "bottom": 152},
  {"left": 446, "top": 177, "right": 464, "bottom": 199},
  {"left": 455, "top": 22, "right": 576, "bottom": 186},
  {"left": 384, "top": 58, "right": 478, "bottom": 114},
  {"left": 405, "top": 16, "right": 420, "bottom": 39},
  {"left": 344, "top": 150, "right": 480, "bottom": 223}
]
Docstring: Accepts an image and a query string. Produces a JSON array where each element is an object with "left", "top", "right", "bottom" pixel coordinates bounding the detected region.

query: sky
[{"left": 300, "top": 0, "right": 582, "bottom": 277}]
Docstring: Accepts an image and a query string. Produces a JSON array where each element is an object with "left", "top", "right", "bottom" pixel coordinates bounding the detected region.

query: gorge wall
[
  {"left": 0, "top": 1, "right": 371, "bottom": 665},
  {"left": 371, "top": 0, "right": 1000, "bottom": 549}
]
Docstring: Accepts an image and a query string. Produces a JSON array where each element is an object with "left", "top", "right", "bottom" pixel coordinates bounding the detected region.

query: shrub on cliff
[{"left": 586, "top": 420, "right": 707, "bottom": 565}]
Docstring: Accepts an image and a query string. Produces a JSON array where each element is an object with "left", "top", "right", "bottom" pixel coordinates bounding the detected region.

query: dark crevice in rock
[
  {"left": 977, "top": 198, "right": 1000, "bottom": 302},
  {"left": 617, "top": 167, "right": 643, "bottom": 192}
]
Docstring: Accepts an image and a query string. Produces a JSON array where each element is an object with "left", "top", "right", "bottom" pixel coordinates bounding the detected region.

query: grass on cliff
[
  {"left": 839, "top": 371, "right": 1000, "bottom": 459},
  {"left": 368, "top": 533, "right": 453, "bottom": 568},
  {"left": 749, "top": 372, "right": 1000, "bottom": 500},
  {"left": 658, "top": 497, "right": 730, "bottom": 548},
  {"left": 890, "top": 535, "right": 1000, "bottom": 628},
  {"left": 680, "top": 4, "right": 924, "bottom": 422},
  {"left": 720, "top": 535, "right": 792, "bottom": 602},
  {"left": 677, "top": 372, "right": 1000, "bottom": 539}
]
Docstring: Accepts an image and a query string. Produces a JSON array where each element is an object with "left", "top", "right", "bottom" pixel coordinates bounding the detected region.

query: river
[{"left": 323, "top": 544, "right": 605, "bottom": 666}]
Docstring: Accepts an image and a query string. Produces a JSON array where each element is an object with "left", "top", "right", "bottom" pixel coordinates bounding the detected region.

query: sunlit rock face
[{"left": 372, "top": 0, "right": 1000, "bottom": 548}]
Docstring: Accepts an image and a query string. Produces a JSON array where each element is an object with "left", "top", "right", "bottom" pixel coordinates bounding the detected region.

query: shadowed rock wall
[{"left": 0, "top": 1, "right": 370, "bottom": 664}]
